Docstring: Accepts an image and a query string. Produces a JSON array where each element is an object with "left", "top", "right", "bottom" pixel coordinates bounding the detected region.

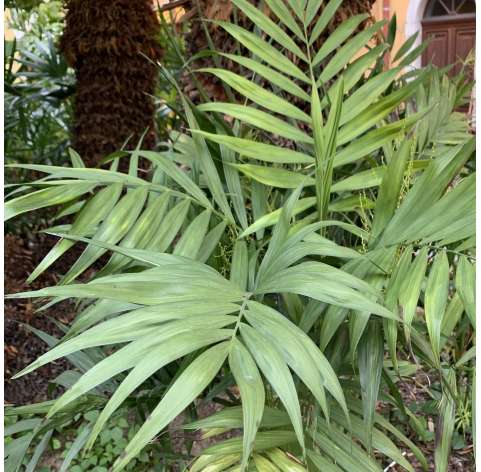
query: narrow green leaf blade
[
  {"left": 5, "top": 182, "right": 95, "bottom": 221},
  {"left": 425, "top": 251, "right": 450, "bottom": 364},
  {"left": 240, "top": 323, "right": 305, "bottom": 453},
  {"left": 229, "top": 338, "right": 265, "bottom": 471},
  {"left": 113, "top": 342, "right": 230, "bottom": 471}
]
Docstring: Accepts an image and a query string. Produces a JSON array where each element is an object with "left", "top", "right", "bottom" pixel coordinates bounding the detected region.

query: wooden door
[{"left": 422, "top": 18, "right": 475, "bottom": 77}]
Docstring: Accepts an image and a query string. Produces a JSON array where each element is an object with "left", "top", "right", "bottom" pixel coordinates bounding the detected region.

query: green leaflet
[
  {"left": 424, "top": 251, "right": 450, "bottom": 365},
  {"left": 247, "top": 304, "right": 332, "bottom": 420},
  {"left": 27, "top": 183, "right": 123, "bottom": 283},
  {"left": 304, "top": 0, "right": 323, "bottom": 27},
  {"left": 256, "top": 261, "right": 395, "bottom": 319},
  {"left": 192, "top": 130, "right": 314, "bottom": 164},
  {"left": 217, "top": 21, "right": 310, "bottom": 83},
  {"left": 135, "top": 150, "right": 211, "bottom": 207},
  {"left": 198, "top": 220, "right": 228, "bottom": 263},
  {"left": 309, "top": 429, "right": 380, "bottom": 472},
  {"left": 399, "top": 174, "right": 475, "bottom": 245},
  {"left": 264, "top": 0, "right": 305, "bottom": 40},
  {"left": 183, "top": 97, "right": 235, "bottom": 222},
  {"left": 148, "top": 198, "right": 191, "bottom": 252},
  {"left": 266, "top": 449, "right": 306, "bottom": 471},
  {"left": 229, "top": 338, "right": 265, "bottom": 470},
  {"left": 231, "top": 240, "right": 249, "bottom": 291},
  {"left": 349, "top": 276, "right": 385, "bottom": 360},
  {"left": 98, "top": 191, "right": 171, "bottom": 275},
  {"left": 173, "top": 209, "right": 211, "bottom": 259},
  {"left": 183, "top": 406, "right": 290, "bottom": 432},
  {"left": 59, "top": 425, "right": 91, "bottom": 472},
  {"left": 240, "top": 323, "right": 305, "bottom": 454},
  {"left": 239, "top": 197, "right": 316, "bottom": 238},
  {"left": 25, "top": 431, "right": 53, "bottom": 472},
  {"left": 338, "top": 80, "right": 423, "bottom": 146},
  {"left": 253, "top": 454, "right": 280, "bottom": 472},
  {"left": 231, "top": 0, "right": 308, "bottom": 62},
  {"left": 255, "top": 186, "right": 310, "bottom": 285},
  {"left": 307, "top": 450, "right": 344, "bottom": 472},
  {"left": 318, "top": 21, "right": 386, "bottom": 83},
  {"left": 60, "top": 185, "right": 149, "bottom": 285},
  {"left": 219, "top": 54, "right": 311, "bottom": 102},
  {"left": 251, "top": 180, "right": 269, "bottom": 240},
  {"left": 398, "top": 246, "right": 428, "bottom": 342},
  {"left": 455, "top": 255, "right": 475, "bottom": 328},
  {"left": 331, "top": 166, "right": 385, "bottom": 193},
  {"left": 5, "top": 182, "right": 96, "bottom": 221},
  {"left": 113, "top": 342, "right": 230, "bottom": 471},
  {"left": 325, "top": 44, "right": 388, "bottom": 101},
  {"left": 14, "top": 308, "right": 237, "bottom": 379},
  {"left": 309, "top": 0, "right": 343, "bottom": 46},
  {"left": 311, "top": 77, "right": 326, "bottom": 221},
  {"left": 201, "top": 69, "right": 310, "bottom": 123},
  {"left": 197, "top": 103, "right": 313, "bottom": 144},
  {"left": 441, "top": 293, "right": 464, "bottom": 337},
  {"left": 380, "top": 139, "right": 475, "bottom": 246},
  {"left": 68, "top": 148, "right": 85, "bottom": 168},
  {"left": 6, "top": 163, "right": 150, "bottom": 187},
  {"left": 393, "top": 32, "right": 419, "bottom": 62},
  {"left": 398, "top": 41, "right": 429, "bottom": 68},
  {"left": 325, "top": 162, "right": 427, "bottom": 194},
  {"left": 434, "top": 370, "right": 457, "bottom": 472},
  {"left": 190, "top": 454, "right": 240, "bottom": 472},
  {"left": 217, "top": 121, "right": 249, "bottom": 230},
  {"left": 383, "top": 246, "right": 413, "bottom": 372},
  {"left": 358, "top": 321, "right": 384, "bottom": 454},
  {"left": 312, "top": 14, "right": 369, "bottom": 67},
  {"left": 340, "top": 68, "right": 400, "bottom": 125},
  {"left": 317, "top": 77, "right": 343, "bottom": 221},
  {"left": 201, "top": 431, "right": 298, "bottom": 456},
  {"left": 329, "top": 408, "right": 415, "bottom": 472},
  {"left": 246, "top": 301, "right": 348, "bottom": 421},
  {"left": 334, "top": 118, "right": 417, "bottom": 168},
  {"left": 8, "top": 256, "right": 245, "bottom": 307},
  {"left": 230, "top": 163, "right": 314, "bottom": 188},
  {"left": 85, "top": 329, "right": 233, "bottom": 450},
  {"left": 371, "top": 140, "right": 412, "bottom": 242}
]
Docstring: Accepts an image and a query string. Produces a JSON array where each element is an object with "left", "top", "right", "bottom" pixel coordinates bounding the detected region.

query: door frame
[
  {"left": 405, "top": 0, "right": 431, "bottom": 69},
  {"left": 405, "top": 0, "right": 475, "bottom": 69}
]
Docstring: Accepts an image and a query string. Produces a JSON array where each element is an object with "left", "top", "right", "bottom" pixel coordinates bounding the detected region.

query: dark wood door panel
[
  {"left": 422, "top": 28, "right": 450, "bottom": 68},
  {"left": 454, "top": 27, "right": 475, "bottom": 60},
  {"left": 422, "top": 18, "right": 475, "bottom": 76},
  {"left": 454, "top": 26, "right": 475, "bottom": 75}
]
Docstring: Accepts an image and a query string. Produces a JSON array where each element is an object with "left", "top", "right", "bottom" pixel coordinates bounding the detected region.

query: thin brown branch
[{"left": 159, "top": 0, "right": 191, "bottom": 12}]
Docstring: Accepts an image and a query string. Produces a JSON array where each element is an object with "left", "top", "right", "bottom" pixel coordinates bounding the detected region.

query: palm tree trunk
[{"left": 60, "top": 0, "right": 162, "bottom": 165}]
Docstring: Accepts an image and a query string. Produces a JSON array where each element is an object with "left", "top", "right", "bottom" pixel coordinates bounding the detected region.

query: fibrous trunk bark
[{"left": 60, "top": 0, "right": 162, "bottom": 165}]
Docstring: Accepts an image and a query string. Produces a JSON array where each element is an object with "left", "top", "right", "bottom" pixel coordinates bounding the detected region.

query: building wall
[{"left": 372, "top": 0, "right": 411, "bottom": 59}]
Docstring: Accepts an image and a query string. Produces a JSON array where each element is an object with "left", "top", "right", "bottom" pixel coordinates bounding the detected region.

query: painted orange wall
[{"left": 372, "top": 0, "right": 410, "bottom": 58}]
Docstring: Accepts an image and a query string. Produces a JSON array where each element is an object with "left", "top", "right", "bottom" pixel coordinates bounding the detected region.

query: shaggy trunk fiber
[{"left": 60, "top": 0, "right": 162, "bottom": 165}]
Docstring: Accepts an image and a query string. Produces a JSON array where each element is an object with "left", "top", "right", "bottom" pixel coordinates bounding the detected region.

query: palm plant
[
  {"left": 5, "top": 35, "right": 73, "bottom": 167},
  {"left": 5, "top": 1, "right": 475, "bottom": 471}
]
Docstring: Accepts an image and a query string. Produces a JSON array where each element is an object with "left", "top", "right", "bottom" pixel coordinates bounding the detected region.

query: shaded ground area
[
  {"left": 4, "top": 232, "right": 92, "bottom": 405},
  {"left": 387, "top": 373, "right": 474, "bottom": 472}
]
